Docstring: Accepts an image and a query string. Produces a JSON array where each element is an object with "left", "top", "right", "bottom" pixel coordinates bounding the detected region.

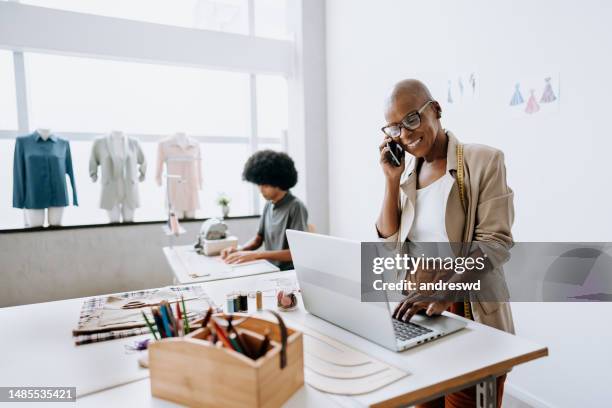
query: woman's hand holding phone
[
  {"left": 376, "top": 136, "right": 405, "bottom": 239},
  {"left": 379, "top": 137, "right": 405, "bottom": 182}
]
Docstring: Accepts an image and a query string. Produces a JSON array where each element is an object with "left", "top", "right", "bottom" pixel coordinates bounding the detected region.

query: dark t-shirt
[{"left": 257, "top": 191, "right": 308, "bottom": 270}]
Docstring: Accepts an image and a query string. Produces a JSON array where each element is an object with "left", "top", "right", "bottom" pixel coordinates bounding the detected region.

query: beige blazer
[{"left": 379, "top": 131, "right": 515, "bottom": 334}]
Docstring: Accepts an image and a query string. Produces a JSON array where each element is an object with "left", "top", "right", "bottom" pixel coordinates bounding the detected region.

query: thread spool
[
  {"left": 226, "top": 294, "right": 235, "bottom": 313},
  {"left": 239, "top": 291, "right": 248, "bottom": 312},
  {"left": 256, "top": 291, "right": 263, "bottom": 311},
  {"left": 233, "top": 292, "right": 241, "bottom": 312}
]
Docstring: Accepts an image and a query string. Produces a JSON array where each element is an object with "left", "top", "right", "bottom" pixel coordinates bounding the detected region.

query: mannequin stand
[
  {"left": 25, "top": 207, "right": 65, "bottom": 227},
  {"left": 107, "top": 204, "right": 134, "bottom": 223},
  {"left": 176, "top": 210, "right": 196, "bottom": 219}
]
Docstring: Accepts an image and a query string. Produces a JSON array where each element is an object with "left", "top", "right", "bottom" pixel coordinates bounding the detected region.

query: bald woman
[{"left": 376, "top": 79, "right": 515, "bottom": 408}]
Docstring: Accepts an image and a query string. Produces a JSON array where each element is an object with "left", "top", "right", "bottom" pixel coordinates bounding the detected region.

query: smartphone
[{"left": 385, "top": 141, "right": 404, "bottom": 167}]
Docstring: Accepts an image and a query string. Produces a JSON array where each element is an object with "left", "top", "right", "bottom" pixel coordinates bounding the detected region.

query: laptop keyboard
[{"left": 392, "top": 319, "right": 433, "bottom": 341}]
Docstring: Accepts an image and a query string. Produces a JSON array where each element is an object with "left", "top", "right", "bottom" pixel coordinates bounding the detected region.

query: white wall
[{"left": 325, "top": 0, "right": 612, "bottom": 406}]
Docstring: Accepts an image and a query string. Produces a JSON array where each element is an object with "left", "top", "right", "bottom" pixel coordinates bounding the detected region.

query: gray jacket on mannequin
[{"left": 89, "top": 136, "right": 146, "bottom": 211}]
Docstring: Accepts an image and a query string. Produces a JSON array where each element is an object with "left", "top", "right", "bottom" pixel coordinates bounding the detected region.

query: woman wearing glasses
[{"left": 376, "top": 79, "right": 514, "bottom": 408}]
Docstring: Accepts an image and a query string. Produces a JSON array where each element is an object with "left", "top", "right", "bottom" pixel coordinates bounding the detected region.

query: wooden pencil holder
[{"left": 148, "top": 311, "right": 304, "bottom": 408}]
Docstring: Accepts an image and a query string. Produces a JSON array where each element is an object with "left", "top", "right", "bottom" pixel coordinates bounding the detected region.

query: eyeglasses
[{"left": 381, "top": 100, "right": 434, "bottom": 138}]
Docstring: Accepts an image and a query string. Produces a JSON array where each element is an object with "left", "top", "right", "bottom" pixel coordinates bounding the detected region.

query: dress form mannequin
[
  {"left": 106, "top": 130, "right": 134, "bottom": 223},
  {"left": 25, "top": 128, "right": 65, "bottom": 227},
  {"left": 90, "top": 131, "right": 145, "bottom": 223},
  {"left": 175, "top": 132, "right": 189, "bottom": 148},
  {"left": 156, "top": 132, "right": 200, "bottom": 219},
  {"left": 37, "top": 128, "right": 51, "bottom": 140}
]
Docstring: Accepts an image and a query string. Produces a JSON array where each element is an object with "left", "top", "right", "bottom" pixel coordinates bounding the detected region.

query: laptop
[{"left": 286, "top": 230, "right": 467, "bottom": 352}]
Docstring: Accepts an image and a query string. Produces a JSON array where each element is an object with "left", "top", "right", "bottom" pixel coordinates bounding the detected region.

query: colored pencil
[
  {"left": 229, "top": 333, "right": 244, "bottom": 354},
  {"left": 141, "top": 311, "right": 159, "bottom": 340},
  {"left": 163, "top": 302, "right": 177, "bottom": 336},
  {"left": 175, "top": 301, "right": 184, "bottom": 336},
  {"left": 202, "top": 307, "right": 213, "bottom": 329},
  {"left": 152, "top": 307, "right": 166, "bottom": 338},
  {"left": 159, "top": 303, "right": 173, "bottom": 337},
  {"left": 181, "top": 295, "right": 191, "bottom": 334},
  {"left": 232, "top": 329, "right": 253, "bottom": 359},
  {"left": 175, "top": 301, "right": 182, "bottom": 321},
  {"left": 211, "top": 319, "right": 234, "bottom": 350}
]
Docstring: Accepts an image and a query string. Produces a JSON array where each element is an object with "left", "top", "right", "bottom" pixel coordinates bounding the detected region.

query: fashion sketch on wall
[
  {"left": 444, "top": 71, "right": 479, "bottom": 112},
  {"left": 506, "top": 72, "right": 560, "bottom": 117}
]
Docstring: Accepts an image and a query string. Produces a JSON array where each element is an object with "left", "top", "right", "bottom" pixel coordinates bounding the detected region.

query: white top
[{"left": 408, "top": 173, "right": 455, "bottom": 242}]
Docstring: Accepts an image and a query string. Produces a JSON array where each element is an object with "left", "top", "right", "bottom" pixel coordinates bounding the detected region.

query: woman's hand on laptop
[{"left": 393, "top": 297, "right": 453, "bottom": 322}]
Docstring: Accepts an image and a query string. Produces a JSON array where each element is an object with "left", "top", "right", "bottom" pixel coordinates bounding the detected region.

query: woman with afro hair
[{"left": 221, "top": 150, "right": 309, "bottom": 270}]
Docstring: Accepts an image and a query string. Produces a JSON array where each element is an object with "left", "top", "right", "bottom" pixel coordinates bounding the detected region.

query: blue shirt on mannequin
[{"left": 13, "top": 131, "right": 78, "bottom": 209}]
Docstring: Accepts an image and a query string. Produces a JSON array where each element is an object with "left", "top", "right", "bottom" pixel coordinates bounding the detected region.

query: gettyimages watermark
[{"left": 359, "top": 242, "right": 612, "bottom": 303}]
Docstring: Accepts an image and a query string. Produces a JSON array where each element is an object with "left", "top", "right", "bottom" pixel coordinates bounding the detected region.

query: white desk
[
  {"left": 162, "top": 245, "right": 280, "bottom": 284},
  {"left": 0, "top": 271, "right": 547, "bottom": 407},
  {"left": 0, "top": 297, "right": 150, "bottom": 398}
]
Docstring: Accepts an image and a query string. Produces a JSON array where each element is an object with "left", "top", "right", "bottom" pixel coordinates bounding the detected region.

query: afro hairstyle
[{"left": 242, "top": 150, "right": 298, "bottom": 190}]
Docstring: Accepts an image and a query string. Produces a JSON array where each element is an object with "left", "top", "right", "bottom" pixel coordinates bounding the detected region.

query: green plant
[{"left": 216, "top": 193, "right": 231, "bottom": 207}]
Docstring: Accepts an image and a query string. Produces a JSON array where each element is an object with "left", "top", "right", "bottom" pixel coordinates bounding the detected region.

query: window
[
  {"left": 0, "top": 52, "right": 289, "bottom": 229},
  {"left": 0, "top": 50, "right": 17, "bottom": 130},
  {"left": 22, "top": 0, "right": 290, "bottom": 39},
  {"left": 199, "top": 143, "right": 251, "bottom": 217},
  {"left": 23, "top": 0, "right": 249, "bottom": 35},
  {"left": 254, "top": 0, "right": 290, "bottom": 40},
  {"left": 256, "top": 74, "right": 288, "bottom": 139},
  {"left": 257, "top": 143, "right": 283, "bottom": 151},
  {"left": 26, "top": 53, "right": 250, "bottom": 136},
  {"left": 0, "top": 1, "right": 294, "bottom": 230}
]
